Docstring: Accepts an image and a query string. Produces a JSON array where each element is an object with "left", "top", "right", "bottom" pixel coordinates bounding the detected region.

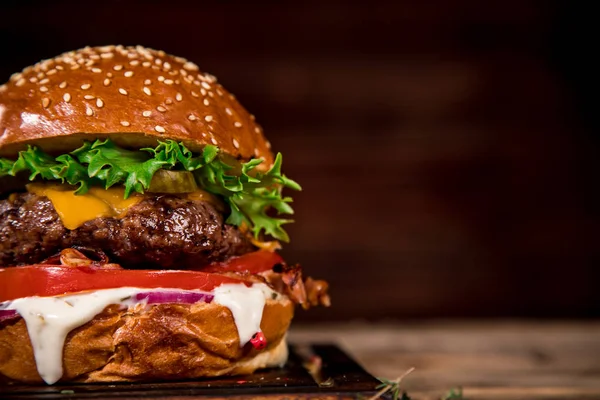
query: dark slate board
[{"left": 0, "top": 344, "right": 380, "bottom": 399}]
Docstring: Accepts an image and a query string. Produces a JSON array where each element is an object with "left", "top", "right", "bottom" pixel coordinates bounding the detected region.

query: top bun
[{"left": 0, "top": 45, "right": 273, "bottom": 164}]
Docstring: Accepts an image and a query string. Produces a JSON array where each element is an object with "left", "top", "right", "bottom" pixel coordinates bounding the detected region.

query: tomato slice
[
  {"left": 203, "top": 250, "right": 283, "bottom": 274},
  {"left": 0, "top": 267, "right": 250, "bottom": 303}
]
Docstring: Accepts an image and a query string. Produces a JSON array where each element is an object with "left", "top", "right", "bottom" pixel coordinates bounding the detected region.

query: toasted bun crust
[
  {"left": 0, "top": 45, "right": 273, "bottom": 164},
  {"left": 0, "top": 298, "right": 293, "bottom": 383}
]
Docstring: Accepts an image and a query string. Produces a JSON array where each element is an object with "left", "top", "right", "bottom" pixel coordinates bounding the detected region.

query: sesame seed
[
  {"left": 118, "top": 88, "right": 128, "bottom": 95},
  {"left": 91, "top": 68, "right": 102, "bottom": 73},
  {"left": 233, "top": 138, "right": 240, "bottom": 149},
  {"left": 81, "top": 83, "right": 91, "bottom": 90},
  {"left": 188, "top": 114, "right": 196, "bottom": 121},
  {"left": 266, "top": 141, "right": 272, "bottom": 149},
  {"left": 143, "top": 61, "right": 151, "bottom": 67},
  {"left": 124, "top": 71, "right": 134, "bottom": 77},
  {"left": 107, "top": 72, "right": 113, "bottom": 78},
  {"left": 254, "top": 148, "right": 260, "bottom": 157},
  {"left": 37, "top": 73, "right": 45, "bottom": 79},
  {"left": 164, "top": 79, "right": 173, "bottom": 85},
  {"left": 84, "top": 95, "right": 95, "bottom": 100},
  {"left": 155, "top": 58, "right": 162, "bottom": 65},
  {"left": 55, "top": 64, "right": 64, "bottom": 70},
  {"left": 144, "top": 79, "right": 151, "bottom": 85},
  {"left": 15, "top": 78, "right": 25, "bottom": 87},
  {"left": 201, "top": 82, "right": 211, "bottom": 90},
  {"left": 202, "top": 132, "right": 207, "bottom": 137},
  {"left": 200, "top": 88, "right": 207, "bottom": 96},
  {"left": 143, "top": 111, "right": 152, "bottom": 117},
  {"left": 254, "top": 127, "right": 260, "bottom": 133},
  {"left": 100, "top": 52, "right": 114, "bottom": 59},
  {"left": 204, "top": 115, "right": 213, "bottom": 122},
  {"left": 203, "top": 99, "right": 209, "bottom": 106},
  {"left": 158, "top": 76, "right": 165, "bottom": 82},
  {"left": 225, "top": 108, "right": 232, "bottom": 116},
  {"left": 63, "top": 93, "right": 71, "bottom": 103},
  {"left": 216, "top": 89, "right": 224, "bottom": 96},
  {"left": 42, "top": 98, "right": 50, "bottom": 108},
  {"left": 103, "top": 79, "right": 111, "bottom": 86},
  {"left": 208, "top": 91, "right": 214, "bottom": 98},
  {"left": 165, "top": 98, "right": 173, "bottom": 105},
  {"left": 191, "top": 91, "right": 199, "bottom": 98},
  {"left": 40, "top": 86, "right": 48, "bottom": 92},
  {"left": 46, "top": 69, "right": 57, "bottom": 75},
  {"left": 40, "top": 78, "right": 49, "bottom": 84},
  {"left": 183, "top": 61, "right": 198, "bottom": 71},
  {"left": 86, "top": 106, "right": 94, "bottom": 116},
  {"left": 152, "top": 65, "right": 160, "bottom": 70},
  {"left": 89, "top": 54, "right": 100, "bottom": 61},
  {"left": 29, "top": 77, "right": 38, "bottom": 83},
  {"left": 143, "top": 87, "right": 152, "bottom": 96},
  {"left": 129, "top": 60, "right": 139, "bottom": 66},
  {"left": 120, "top": 121, "right": 130, "bottom": 127},
  {"left": 96, "top": 98, "right": 104, "bottom": 108},
  {"left": 157, "top": 106, "right": 166, "bottom": 112},
  {"left": 113, "top": 65, "right": 123, "bottom": 71},
  {"left": 234, "top": 121, "right": 242, "bottom": 128},
  {"left": 163, "top": 62, "right": 171, "bottom": 70},
  {"left": 211, "top": 138, "right": 217, "bottom": 145},
  {"left": 176, "top": 93, "right": 182, "bottom": 101},
  {"left": 155, "top": 125, "right": 166, "bottom": 133},
  {"left": 180, "top": 69, "right": 188, "bottom": 76}
]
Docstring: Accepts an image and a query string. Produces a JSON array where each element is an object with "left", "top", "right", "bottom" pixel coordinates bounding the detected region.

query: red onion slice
[
  {"left": 0, "top": 309, "right": 18, "bottom": 323},
  {"left": 133, "top": 291, "right": 214, "bottom": 304}
]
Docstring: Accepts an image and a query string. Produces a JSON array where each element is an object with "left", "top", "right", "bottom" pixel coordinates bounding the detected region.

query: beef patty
[{"left": 0, "top": 192, "right": 255, "bottom": 268}]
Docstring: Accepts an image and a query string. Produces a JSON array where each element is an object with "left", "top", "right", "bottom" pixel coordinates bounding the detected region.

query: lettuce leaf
[{"left": 0, "top": 139, "right": 300, "bottom": 242}]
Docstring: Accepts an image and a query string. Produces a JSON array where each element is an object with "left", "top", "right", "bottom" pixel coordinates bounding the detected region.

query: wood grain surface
[{"left": 290, "top": 320, "right": 600, "bottom": 399}]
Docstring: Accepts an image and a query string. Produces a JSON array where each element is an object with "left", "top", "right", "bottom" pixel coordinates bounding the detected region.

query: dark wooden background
[{"left": 0, "top": 1, "right": 597, "bottom": 321}]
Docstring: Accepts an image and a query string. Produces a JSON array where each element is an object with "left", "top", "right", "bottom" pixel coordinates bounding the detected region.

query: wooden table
[{"left": 290, "top": 320, "right": 600, "bottom": 399}]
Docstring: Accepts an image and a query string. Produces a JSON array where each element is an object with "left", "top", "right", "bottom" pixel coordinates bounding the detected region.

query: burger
[{"left": 0, "top": 45, "right": 330, "bottom": 385}]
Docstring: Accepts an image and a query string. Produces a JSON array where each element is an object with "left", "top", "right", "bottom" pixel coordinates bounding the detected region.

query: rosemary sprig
[
  {"left": 368, "top": 367, "right": 415, "bottom": 400},
  {"left": 441, "top": 387, "right": 464, "bottom": 399}
]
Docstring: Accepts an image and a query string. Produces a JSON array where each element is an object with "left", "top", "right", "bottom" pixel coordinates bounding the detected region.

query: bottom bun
[{"left": 0, "top": 298, "right": 294, "bottom": 383}]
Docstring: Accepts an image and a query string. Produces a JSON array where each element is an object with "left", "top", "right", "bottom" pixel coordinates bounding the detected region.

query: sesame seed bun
[{"left": 0, "top": 45, "right": 273, "bottom": 163}]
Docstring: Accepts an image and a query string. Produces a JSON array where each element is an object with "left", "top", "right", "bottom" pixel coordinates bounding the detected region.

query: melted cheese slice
[{"left": 27, "top": 184, "right": 142, "bottom": 230}]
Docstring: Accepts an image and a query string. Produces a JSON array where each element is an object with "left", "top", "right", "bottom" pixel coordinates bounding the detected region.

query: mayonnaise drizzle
[{"left": 3, "top": 283, "right": 275, "bottom": 385}]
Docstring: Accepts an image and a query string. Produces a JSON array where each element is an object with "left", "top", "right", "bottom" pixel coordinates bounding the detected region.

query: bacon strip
[{"left": 260, "top": 264, "right": 331, "bottom": 310}]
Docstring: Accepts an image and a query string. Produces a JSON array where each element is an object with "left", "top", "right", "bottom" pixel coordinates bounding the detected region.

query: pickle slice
[{"left": 148, "top": 170, "right": 199, "bottom": 193}]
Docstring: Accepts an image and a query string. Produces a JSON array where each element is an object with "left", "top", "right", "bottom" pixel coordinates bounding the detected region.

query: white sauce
[
  {"left": 3, "top": 283, "right": 275, "bottom": 385},
  {"left": 213, "top": 284, "right": 269, "bottom": 345}
]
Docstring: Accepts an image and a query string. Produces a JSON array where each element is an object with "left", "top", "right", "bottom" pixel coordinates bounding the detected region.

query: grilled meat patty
[{"left": 0, "top": 192, "right": 255, "bottom": 268}]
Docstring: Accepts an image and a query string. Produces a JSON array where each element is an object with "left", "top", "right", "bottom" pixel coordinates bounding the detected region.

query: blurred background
[{"left": 0, "top": 0, "right": 597, "bottom": 322}]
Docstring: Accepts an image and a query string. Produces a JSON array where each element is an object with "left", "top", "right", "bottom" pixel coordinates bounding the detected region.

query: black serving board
[{"left": 0, "top": 344, "right": 380, "bottom": 399}]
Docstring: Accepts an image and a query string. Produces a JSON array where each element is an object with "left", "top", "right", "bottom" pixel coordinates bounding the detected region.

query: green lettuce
[{"left": 0, "top": 139, "right": 300, "bottom": 242}]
